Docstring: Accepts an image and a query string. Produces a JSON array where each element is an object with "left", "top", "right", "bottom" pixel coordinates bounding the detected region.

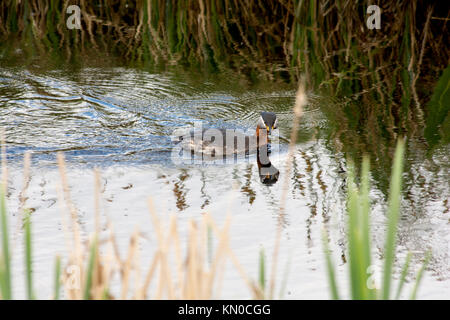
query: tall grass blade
[
  {"left": 360, "top": 156, "right": 375, "bottom": 299},
  {"left": 395, "top": 252, "right": 412, "bottom": 300},
  {"left": 323, "top": 139, "right": 428, "bottom": 300},
  {"left": 0, "top": 255, "right": 4, "bottom": 299},
  {"left": 0, "top": 183, "right": 12, "bottom": 300},
  {"left": 258, "top": 248, "right": 266, "bottom": 297},
  {"left": 382, "top": 138, "right": 405, "bottom": 299},
  {"left": 278, "top": 253, "right": 292, "bottom": 299},
  {"left": 54, "top": 255, "right": 61, "bottom": 300},
  {"left": 322, "top": 229, "right": 340, "bottom": 300},
  {"left": 83, "top": 236, "right": 98, "bottom": 300},
  {"left": 410, "top": 251, "right": 431, "bottom": 300},
  {"left": 347, "top": 161, "right": 369, "bottom": 299},
  {"left": 24, "top": 209, "right": 33, "bottom": 299}
]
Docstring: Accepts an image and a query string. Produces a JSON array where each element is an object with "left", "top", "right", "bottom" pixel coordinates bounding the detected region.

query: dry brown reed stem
[
  {"left": 158, "top": 222, "right": 176, "bottom": 299},
  {"left": 204, "top": 214, "right": 258, "bottom": 298},
  {"left": 169, "top": 215, "right": 184, "bottom": 297},
  {"left": 199, "top": 216, "right": 208, "bottom": 298},
  {"left": 132, "top": 230, "right": 144, "bottom": 299},
  {"left": 48, "top": 160, "right": 254, "bottom": 299},
  {"left": 149, "top": 198, "right": 183, "bottom": 299},
  {"left": 151, "top": 202, "right": 203, "bottom": 299},
  {"left": 147, "top": 198, "right": 169, "bottom": 298},
  {"left": 55, "top": 164, "right": 73, "bottom": 269},
  {"left": 189, "top": 221, "right": 202, "bottom": 299},
  {"left": 91, "top": 254, "right": 104, "bottom": 299},
  {"left": 90, "top": 233, "right": 114, "bottom": 300},
  {"left": 187, "top": 220, "right": 199, "bottom": 299},
  {"left": 142, "top": 215, "right": 182, "bottom": 299},
  {"left": 57, "top": 152, "right": 84, "bottom": 300},
  {"left": 203, "top": 214, "right": 231, "bottom": 298},
  {"left": 145, "top": 197, "right": 254, "bottom": 299},
  {"left": 411, "top": 6, "right": 433, "bottom": 117},
  {"left": 141, "top": 250, "right": 160, "bottom": 298},
  {"left": 58, "top": 163, "right": 122, "bottom": 300},
  {"left": 269, "top": 81, "right": 307, "bottom": 299},
  {"left": 95, "top": 169, "right": 142, "bottom": 300},
  {"left": 204, "top": 215, "right": 230, "bottom": 295},
  {"left": 121, "top": 227, "right": 140, "bottom": 299}
]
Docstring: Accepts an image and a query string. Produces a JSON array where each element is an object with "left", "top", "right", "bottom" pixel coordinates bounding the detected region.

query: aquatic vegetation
[
  {"left": 0, "top": 142, "right": 12, "bottom": 300},
  {"left": 323, "top": 139, "right": 430, "bottom": 300},
  {"left": 1, "top": 1, "right": 446, "bottom": 90},
  {"left": 0, "top": 183, "right": 12, "bottom": 299},
  {"left": 424, "top": 65, "right": 450, "bottom": 150},
  {"left": 0, "top": 150, "right": 266, "bottom": 299}
]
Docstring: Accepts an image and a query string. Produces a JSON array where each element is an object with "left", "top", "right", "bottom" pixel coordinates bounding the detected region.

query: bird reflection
[{"left": 256, "top": 129, "right": 279, "bottom": 185}]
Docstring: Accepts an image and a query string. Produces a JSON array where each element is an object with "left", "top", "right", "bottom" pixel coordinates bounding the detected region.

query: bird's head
[{"left": 257, "top": 112, "right": 277, "bottom": 135}]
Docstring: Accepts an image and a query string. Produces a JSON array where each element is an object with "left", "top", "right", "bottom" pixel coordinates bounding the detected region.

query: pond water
[{"left": 0, "top": 59, "right": 449, "bottom": 299}]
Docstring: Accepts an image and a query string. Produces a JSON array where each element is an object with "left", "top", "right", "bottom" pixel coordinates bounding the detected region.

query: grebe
[
  {"left": 176, "top": 112, "right": 280, "bottom": 184},
  {"left": 180, "top": 112, "right": 278, "bottom": 158}
]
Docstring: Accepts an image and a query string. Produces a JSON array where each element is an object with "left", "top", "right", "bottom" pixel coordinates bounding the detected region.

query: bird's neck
[
  {"left": 256, "top": 127, "right": 271, "bottom": 167},
  {"left": 256, "top": 127, "right": 268, "bottom": 147}
]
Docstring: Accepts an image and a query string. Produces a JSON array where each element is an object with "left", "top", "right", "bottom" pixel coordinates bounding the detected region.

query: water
[
  {"left": 1, "top": 60, "right": 449, "bottom": 299},
  {"left": 1, "top": 65, "right": 297, "bottom": 165}
]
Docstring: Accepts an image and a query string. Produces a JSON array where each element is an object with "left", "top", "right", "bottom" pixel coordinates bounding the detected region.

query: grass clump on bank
[
  {"left": 1, "top": 1, "right": 447, "bottom": 91},
  {"left": 323, "top": 138, "right": 430, "bottom": 300}
]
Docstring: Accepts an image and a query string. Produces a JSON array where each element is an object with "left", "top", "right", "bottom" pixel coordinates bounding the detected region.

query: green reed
[
  {"left": 258, "top": 248, "right": 266, "bottom": 294},
  {"left": 0, "top": 185, "right": 37, "bottom": 300},
  {"left": 1, "top": 1, "right": 446, "bottom": 85},
  {"left": 255, "top": 246, "right": 292, "bottom": 300},
  {"left": 424, "top": 65, "right": 450, "bottom": 150},
  {"left": 0, "top": 185, "right": 107, "bottom": 300},
  {"left": 24, "top": 210, "right": 34, "bottom": 299},
  {"left": 381, "top": 138, "right": 405, "bottom": 299},
  {"left": 323, "top": 139, "right": 429, "bottom": 299},
  {"left": 0, "top": 182, "right": 12, "bottom": 299},
  {"left": 83, "top": 236, "right": 98, "bottom": 300},
  {"left": 53, "top": 256, "right": 61, "bottom": 300}
]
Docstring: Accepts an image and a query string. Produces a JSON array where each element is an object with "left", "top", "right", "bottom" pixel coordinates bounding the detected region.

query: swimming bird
[
  {"left": 178, "top": 112, "right": 279, "bottom": 159},
  {"left": 174, "top": 112, "right": 280, "bottom": 184}
]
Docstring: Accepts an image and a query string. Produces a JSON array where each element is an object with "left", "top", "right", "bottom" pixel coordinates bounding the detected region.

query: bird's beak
[{"left": 266, "top": 125, "right": 271, "bottom": 135}]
